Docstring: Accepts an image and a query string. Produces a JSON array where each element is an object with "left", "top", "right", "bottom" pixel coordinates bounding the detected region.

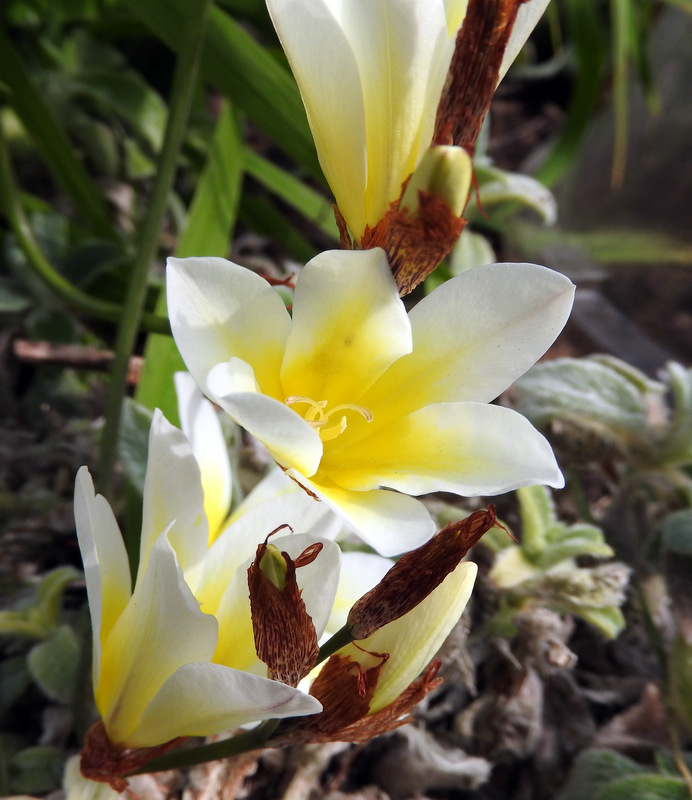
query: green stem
[
  {"left": 98, "top": 0, "right": 213, "bottom": 498},
  {"left": 130, "top": 718, "right": 279, "bottom": 775},
  {"left": 0, "top": 129, "right": 169, "bottom": 335},
  {"left": 316, "top": 624, "right": 354, "bottom": 663}
]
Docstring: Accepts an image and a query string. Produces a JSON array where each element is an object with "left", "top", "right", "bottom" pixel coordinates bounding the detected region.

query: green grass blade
[
  {"left": 135, "top": 102, "right": 245, "bottom": 425},
  {"left": 0, "top": 25, "right": 117, "bottom": 241},
  {"left": 125, "top": 0, "right": 321, "bottom": 180},
  {"left": 536, "top": 0, "right": 608, "bottom": 187},
  {"left": 244, "top": 151, "right": 338, "bottom": 241}
]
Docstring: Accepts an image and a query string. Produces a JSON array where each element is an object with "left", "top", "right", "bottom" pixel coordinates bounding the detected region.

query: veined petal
[
  {"left": 194, "top": 493, "right": 337, "bottom": 616},
  {"left": 167, "top": 256, "right": 290, "bottom": 400},
  {"left": 97, "top": 531, "right": 218, "bottom": 746},
  {"left": 326, "top": 552, "right": 393, "bottom": 635},
  {"left": 208, "top": 362, "right": 323, "bottom": 476},
  {"left": 210, "top": 533, "right": 339, "bottom": 675},
  {"left": 499, "top": 0, "right": 551, "bottom": 83},
  {"left": 281, "top": 249, "right": 412, "bottom": 404},
  {"left": 329, "top": 402, "right": 564, "bottom": 495},
  {"left": 346, "top": 561, "right": 477, "bottom": 713},
  {"left": 130, "top": 662, "right": 321, "bottom": 748},
  {"left": 139, "top": 411, "right": 208, "bottom": 579},
  {"left": 278, "top": 534, "right": 341, "bottom": 639},
  {"left": 353, "top": 262, "right": 574, "bottom": 431},
  {"left": 175, "top": 372, "right": 233, "bottom": 544},
  {"left": 266, "top": 0, "right": 368, "bottom": 237},
  {"left": 286, "top": 470, "right": 435, "bottom": 557},
  {"left": 211, "top": 570, "right": 260, "bottom": 674},
  {"left": 266, "top": 1, "right": 458, "bottom": 238},
  {"left": 343, "top": 1, "right": 456, "bottom": 232},
  {"left": 73, "top": 468, "right": 131, "bottom": 687}
]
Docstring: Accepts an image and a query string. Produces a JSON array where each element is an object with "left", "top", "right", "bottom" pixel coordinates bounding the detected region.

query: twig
[{"left": 12, "top": 339, "right": 143, "bottom": 384}]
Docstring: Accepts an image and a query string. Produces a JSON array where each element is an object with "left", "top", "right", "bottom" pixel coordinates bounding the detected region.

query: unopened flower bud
[
  {"left": 400, "top": 145, "right": 472, "bottom": 219},
  {"left": 248, "top": 536, "right": 323, "bottom": 686}
]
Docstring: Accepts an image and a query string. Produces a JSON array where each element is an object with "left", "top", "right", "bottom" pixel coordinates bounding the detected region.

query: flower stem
[
  {"left": 0, "top": 127, "right": 169, "bottom": 335},
  {"left": 130, "top": 719, "right": 279, "bottom": 775},
  {"left": 97, "top": 0, "right": 213, "bottom": 498}
]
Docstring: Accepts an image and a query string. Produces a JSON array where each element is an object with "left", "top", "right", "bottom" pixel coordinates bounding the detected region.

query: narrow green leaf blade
[
  {"left": 0, "top": 26, "right": 116, "bottom": 240},
  {"left": 135, "top": 103, "right": 244, "bottom": 424}
]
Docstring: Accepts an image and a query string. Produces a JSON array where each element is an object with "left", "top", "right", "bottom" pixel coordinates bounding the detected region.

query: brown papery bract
[
  {"left": 347, "top": 507, "right": 499, "bottom": 641},
  {"left": 248, "top": 539, "right": 322, "bottom": 687},
  {"left": 434, "top": 0, "right": 525, "bottom": 150}
]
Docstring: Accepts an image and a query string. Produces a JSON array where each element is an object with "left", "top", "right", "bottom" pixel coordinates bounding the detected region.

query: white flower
[{"left": 168, "top": 249, "right": 574, "bottom": 556}]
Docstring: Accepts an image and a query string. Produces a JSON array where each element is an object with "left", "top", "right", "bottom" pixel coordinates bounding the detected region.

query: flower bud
[
  {"left": 400, "top": 145, "right": 472, "bottom": 219},
  {"left": 248, "top": 537, "right": 323, "bottom": 687}
]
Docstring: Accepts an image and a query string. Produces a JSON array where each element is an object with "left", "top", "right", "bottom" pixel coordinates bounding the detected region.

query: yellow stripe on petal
[{"left": 341, "top": 561, "right": 477, "bottom": 713}]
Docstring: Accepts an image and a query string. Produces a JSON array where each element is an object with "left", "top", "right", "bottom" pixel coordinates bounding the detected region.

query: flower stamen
[{"left": 286, "top": 396, "right": 372, "bottom": 441}]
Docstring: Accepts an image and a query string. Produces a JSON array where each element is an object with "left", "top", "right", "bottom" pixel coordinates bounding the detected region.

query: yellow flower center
[{"left": 285, "top": 395, "right": 373, "bottom": 441}]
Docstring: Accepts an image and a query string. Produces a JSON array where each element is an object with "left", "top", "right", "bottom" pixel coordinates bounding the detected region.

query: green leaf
[
  {"left": 662, "top": 510, "right": 692, "bottom": 557},
  {"left": 119, "top": 399, "right": 154, "bottom": 496},
  {"left": 517, "top": 484, "right": 553, "bottom": 558},
  {"left": 126, "top": 0, "right": 321, "bottom": 179},
  {"left": 69, "top": 70, "right": 167, "bottom": 152},
  {"left": 475, "top": 173, "right": 557, "bottom": 224},
  {"left": 576, "top": 605, "right": 626, "bottom": 640},
  {"left": 514, "top": 357, "right": 650, "bottom": 438},
  {"left": 446, "top": 229, "right": 496, "bottom": 275},
  {"left": 136, "top": 102, "right": 244, "bottom": 424},
  {"left": 8, "top": 746, "right": 67, "bottom": 794},
  {"left": 27, "top": 624, "right": 79, "bottom": 704},
  {"left": 596, "top": 773, "right": 689, "bottom": 800},
  {"left": 0, "top": 277, "right": 31, "bottom": 311},
  {"left": 557, "top": 749, "right": 646, "bottom": 800},
  {"left": 0, "top": 655, "right": 32, "bottom": 717},
  {"left": 240, "top": 193, "right": 317, "bottom": 263},
  {"left": 658, "top": 363, "right": 692, "bottom": 466},
  {"left": 536, "top": 0, "right": 608, "bottom": 187},
  {"left": 244, "top": 151, "right": 338, "bottom": 240},
  {"left": 0, "top": 25, "right": 116, "bottom": 240}
]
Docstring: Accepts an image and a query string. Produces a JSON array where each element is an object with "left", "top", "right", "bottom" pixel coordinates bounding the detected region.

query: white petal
[
  {"left": 356, "top": 561, "right": 477, "bottom": 712},
  {"left": 266, "top": 1, "right": 456, "bottom": 237},
  {"left": 130, "top": 662, "right": 321, "bottom": 747},
  {"left": 330, "top": 402, "right": 564, "bottom": 496},
  {"left": 276, "top": 533, "right": 342, "bottom": 639},
  {"left": 98, "top": 531, "right": 218, "bottom": 745},
  {"left": 139, "top": 411, "right": 208, "bottom": 578},
  {"left": 194, "top": 490, "right": 336, "bottom": 614},
  {"left": 73, "top": 468, "right": 131, "bottom": 687},
  {"left": 286, "top": 471, "right": 435, "bottom": 557},
  {"left": 266, "top": 0, "right": 368, "bottom": 235},
  {"left": 281, "top": 249, "right": 412, "bottom": 404},
  {"left": 208, "top": 361, "right": 323, "bottom": 476},
  {"left": 356, "top": 262, "right": 574, "bottom": 430},
  {"left": 499, "top": 0, "right": 551, "bottom": 82},
  {"left": 167, "top": 256, "right": 290, "bottom": 400},
  {"left": 175, "top": 372, "right": 233, "bottom": 543},
  {"left": 326, "top": 551, "right": 393, "bottom": 635},
  {"left": 343, "top": 1, "right": 455, "bottom": 231}
]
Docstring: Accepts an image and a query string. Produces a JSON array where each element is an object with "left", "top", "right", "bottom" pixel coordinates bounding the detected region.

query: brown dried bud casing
[
  {"left": 248, "top": 536, "right": 322, "bottom": 687},
  {"left": 278, "top": 655, "right": 442, "bottom": 745},
  {"left": 434, "top": 0, "right": 525, "bottom": 150},
  {"left": 80, "top": 721, "right": 183, "bottom": 790},
  {"left": 362, "top": 190, "right": 467, "bottom": 297},
  {"left": 348, "top": 507, "right": 499, "bottom": 641}
]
